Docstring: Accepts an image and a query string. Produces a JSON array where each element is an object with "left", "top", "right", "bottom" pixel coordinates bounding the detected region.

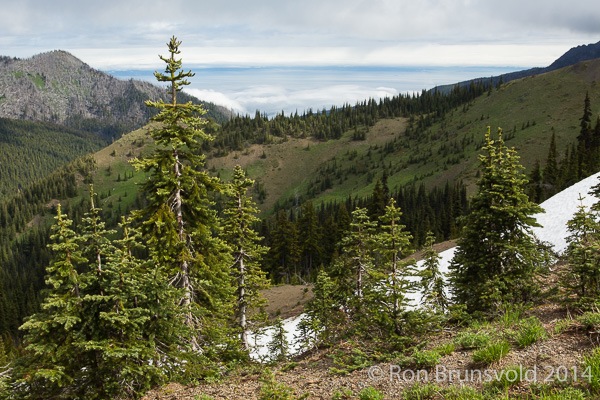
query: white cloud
[
  {"left": 5, "top": 0, "right": 598, "bottom": 118},
  {"left": 186, "top": 83, "right": 399, "bottom": 117},
  {"left": 184, "top": 88, "right": 247, "bottom": 115}
]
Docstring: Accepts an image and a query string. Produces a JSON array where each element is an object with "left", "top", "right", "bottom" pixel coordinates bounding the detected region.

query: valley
[{"left": 2, "top": 40, "right": 600, "bottom": 399}]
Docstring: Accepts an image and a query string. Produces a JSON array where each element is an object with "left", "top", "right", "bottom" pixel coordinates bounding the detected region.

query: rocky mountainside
[{"left": 0, "top": 51, "right": 230, "bottom": 139}]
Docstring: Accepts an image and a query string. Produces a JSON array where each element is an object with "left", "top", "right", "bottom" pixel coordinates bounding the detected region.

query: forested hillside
[
  {"left": 0, "top": 50, "right": 232, "bottom": 204},
  {"left": 2, "top": 50, "right": 600, "bottom": 338},
  {"left": 0, "top": 118, "right": 106, "bottom": 199},
  {"left": 208, "top": 58, "right": 600, "bottom": 212},
  {"left": 2, "top": 39, "right": 600, "bottom": 399}
]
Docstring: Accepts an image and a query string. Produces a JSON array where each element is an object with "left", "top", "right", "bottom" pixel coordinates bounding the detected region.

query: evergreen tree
[
  {"left": 95, "top": 218, "right": 187, "bottom": 398},
  {"left": 593, "top": 116, "right": 600, "bottom": 171},
  {"left": 78, "top": 185, "right": 115, "bottom": 293},
  {"left": 543, "top": 131, "right": 559, "bottom": 196},
  {"left": 267, "top": 210, "right": 301, "bottom": 282},
  {"left": 371, "top": 199, "right": 415, "bottom": 335},
  {"left": 331, "top": 208, "right": 377, "bottom": 316},
  {"left": 336, "top": 202, "right": 352, "bottom": 237},
  {"left": 10, "top": 201, "right": 188, "bottom": 399},
  {"left": 11, "top": 205, "right": 85, "bottom": 399},
  {"left": 420, "top": 232, "right": 448, "bottom": 313},
  {"left": 267, "top": 318, "right": 288, "bottom": 362},
  {"left": 223, "top": 166, "right": 269, "bottom": 351},
  {"left": 131, "top": 37, "right": 233, "bottom": 348},
  {"left": 368, "top": 178, "right": 389, "bottom": 221},
  {"left": 302, "top": 269, "right": 343, "bottom": 346},
  {"left": 562, "top": 196, "right": 600, "bottom": 309},
  {"left": 297, "top": 200, "right": 322, "bottom": 278},
  {"left": 449, "top": 127, "right": 548, "bottom": 315},
  {"left": 559, "top": 144, "right": 579, "bottom": 187},
  {"left": 528, "top": 160, "right": 543, "bottom": 203},
  {"left": 577, "top": 92, "right": 594, "bottom": 178}
]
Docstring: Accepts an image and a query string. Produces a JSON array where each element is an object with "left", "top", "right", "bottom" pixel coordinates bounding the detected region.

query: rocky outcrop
[{"left": 0, "top": 51, "right": 230, "bottom": 139}]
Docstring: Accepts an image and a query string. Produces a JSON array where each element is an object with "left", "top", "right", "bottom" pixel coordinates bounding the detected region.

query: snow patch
[
  {"left": 248, "top": 314, "right": 309, "bottom": 361},
  {"left": 249, "top": 172, "right": 600, "bottom": 360},
  {"left": 532, "top": 171, "right": 600, "bottom": 254}
]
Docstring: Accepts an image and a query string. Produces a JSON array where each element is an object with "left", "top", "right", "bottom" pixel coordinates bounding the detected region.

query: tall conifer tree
[
  {"left": 331, "top": 208, "right": 377, "bottom": 317},
  {"left": 577, "top": 92, "right": 594, "bottom": 178},
  {"left": 131, "top": 37, "right": 232, "bottom": 346},
  {"left": 11, "top": 200, "right": 186, "bottom": 399},
  {"left": 298, "top": 201, "right": 322, "bottom": 278},
  {"left": 372, "top": 199, "right": 415, "bottom": 335},
  {"left": 543, "top": 131, "right": 559, "bottom": 194},
  {"left": 13, "top": 205, "right": 85, "bottom": 399},
  {"left": 223, "top": 166, "right": 269, "bottom": 350},
  {"left": 449, "top": 127, "right": 547, "bottom": 314},
  {"left": 267, "top": 210, "right": 300, "bottom": 282}
]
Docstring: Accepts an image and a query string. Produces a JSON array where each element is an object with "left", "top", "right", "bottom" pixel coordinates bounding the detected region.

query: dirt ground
[
  {"left": 142, "top": 246, "right": 597, "bottom": 400},
  {"left": 260, "top": 284, "right": 313, "bottom": 320},
  {"left": 142, "top": 300, "right": 596, "bottom": 400}
]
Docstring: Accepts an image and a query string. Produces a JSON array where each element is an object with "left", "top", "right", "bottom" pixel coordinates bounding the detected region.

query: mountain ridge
[
  {"left": 433, "top": 40, "right": 600, "bottom": 93},
  {"left": 0, "top": 50, "right": 232, "bottom": 139}
]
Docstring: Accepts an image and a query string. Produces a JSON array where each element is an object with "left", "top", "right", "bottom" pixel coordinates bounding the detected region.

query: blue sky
[{"left": 3, "top": 0, "right": 600, "bottom": 114}]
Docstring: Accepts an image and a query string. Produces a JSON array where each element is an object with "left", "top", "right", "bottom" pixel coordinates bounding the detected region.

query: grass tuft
[
  {"left": 514, "top": 317, "right": 548, "bottom": 347},
  {"left": 472, "top": 340, "right": 510, "bottom": 365},
  {"left": 453, "top": 331, "right": 491, "bottom": 350}
]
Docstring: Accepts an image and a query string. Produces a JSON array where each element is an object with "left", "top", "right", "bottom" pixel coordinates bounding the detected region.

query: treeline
[
  {"left": 210, "top": 81, "right": 490, "bottom": 152},
  {"left": 260, "top": 177, "right": 469, "bottom": 283},
  {"left": 299, "top": 126, "right": 600, "bottom": 361},
  {"left": 529, "top": 93, "right": 600, "bottom": 203}
]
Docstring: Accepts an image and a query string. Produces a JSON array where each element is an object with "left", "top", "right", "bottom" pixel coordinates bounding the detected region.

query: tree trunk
[
  {"left": 239, "top": 253, "right": 248, "bottom": 349},
  {"left": 174, "top": 150, "right": 193, "bottom": 310}
]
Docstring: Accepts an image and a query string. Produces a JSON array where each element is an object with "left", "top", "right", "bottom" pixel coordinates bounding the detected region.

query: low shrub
[
  {"left": 412, "top": 349, "right": 442, "bottom": 370},
  {"left": 358, "top": 386, "right": 384, "bottom": 400},
  {"left": 583, "top": 346, "right": 600, "bottom": 393}
]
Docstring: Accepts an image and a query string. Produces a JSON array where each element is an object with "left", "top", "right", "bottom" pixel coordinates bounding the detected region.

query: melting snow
[
  {"left": 248, "top": 314, "right": 309, "bottom": 361},
  {"left": 249, "top": 172, "right": 600, "bottom": 360}
]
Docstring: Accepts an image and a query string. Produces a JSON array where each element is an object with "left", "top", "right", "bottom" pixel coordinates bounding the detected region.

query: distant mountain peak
[
  {"left": 548, "top": 40, "right": 600, "bottom": 70},
  {"left": 431, "top": 40, "right": 600, "bottom": 93},
  {"left": 0, "top": 50, "right": 231, "bottom": 138}
]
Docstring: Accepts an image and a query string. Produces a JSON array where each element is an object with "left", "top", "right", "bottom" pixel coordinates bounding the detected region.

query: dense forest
[{"left": 0, "top": 119, "right": 106, "bottom": 199}]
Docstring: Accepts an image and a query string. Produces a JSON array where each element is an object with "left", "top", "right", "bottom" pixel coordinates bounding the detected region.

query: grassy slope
[
  {"left": 62, "top": 58, "right": 600, "bottom": 217},
  {"left": 88, "top": 125, "right": 152, "bottom": 212},
  {"left": 207, "top": 118, "right": 407, "bottom": 211},
  {"left": 206, "top": 59, "right": 600, "bottom": 211},
  {"left": 429, "top": 60, "right": 600, "bottom": 192}
]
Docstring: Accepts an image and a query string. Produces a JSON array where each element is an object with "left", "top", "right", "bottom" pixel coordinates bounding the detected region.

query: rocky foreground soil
[{"left": 142, "top": 297, "right": 596, "bottom": 400}]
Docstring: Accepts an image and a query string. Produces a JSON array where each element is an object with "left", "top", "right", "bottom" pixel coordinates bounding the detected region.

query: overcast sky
[
  {"left": 3, "top": 0, "right": 600, "bottom": 70},
  {"left": 3, "top": 0, "right": 600, "bottom": 115}
]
